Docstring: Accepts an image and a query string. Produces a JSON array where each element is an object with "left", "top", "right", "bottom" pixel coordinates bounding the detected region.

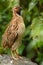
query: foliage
[{"left": 0, "top": 0, "right": 43, "bottom": 65}]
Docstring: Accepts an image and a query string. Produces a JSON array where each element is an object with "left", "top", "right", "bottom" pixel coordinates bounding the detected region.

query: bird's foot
[
  {"left": 10, "top": 56, "right": 19, "bottom": 60},
  {"left": 17, "top": 56, "right": 23, "bottom": 59},
  {"left": 11, "top": 55, "right": 22, "bottom": 60},
  {"left": 12, "top": 56, "right": 19, "bottom": 60}
]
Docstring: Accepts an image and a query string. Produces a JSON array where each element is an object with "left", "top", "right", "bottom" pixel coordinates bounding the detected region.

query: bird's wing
[{"left": 2, "top": 18, "right": 18, "bottom": 48}]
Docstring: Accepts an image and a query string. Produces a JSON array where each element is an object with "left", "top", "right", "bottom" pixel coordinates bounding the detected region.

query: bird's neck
[{"left": 12, "top": 12, "right": 20, "bottom": 19}]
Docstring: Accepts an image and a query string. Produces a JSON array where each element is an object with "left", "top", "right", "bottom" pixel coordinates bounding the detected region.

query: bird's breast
[{"left": 17, "top": 22, "right": 25, "bottom": 37}]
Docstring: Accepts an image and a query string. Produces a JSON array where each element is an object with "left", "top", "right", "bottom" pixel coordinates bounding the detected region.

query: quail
[{"left": 2, "top": 6, "right": 25, "bottom": 60}]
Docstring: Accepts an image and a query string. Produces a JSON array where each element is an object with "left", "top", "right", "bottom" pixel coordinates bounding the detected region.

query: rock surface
[{"left": 0, "top": 55, "right": 37, "bottom": 65}]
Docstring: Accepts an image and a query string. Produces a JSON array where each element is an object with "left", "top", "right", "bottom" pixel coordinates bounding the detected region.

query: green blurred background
[{"left": 0, "top": 0, "right": 43, "bottom": 65}]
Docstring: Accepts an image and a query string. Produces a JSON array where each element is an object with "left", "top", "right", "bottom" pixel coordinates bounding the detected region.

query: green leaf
[
  {"left": 40, "top": 61, "right": 43, "bottom": 65},
  {"left": 35, "top": 52, "right": 43, "bottom": 63},
  {"left": 28, "top": 2, "right": 37, "bottom": 11},
  {"left": 27, "top": 38, "right": 38, "bottom": 52},
  {"left": 0, "top": 47, "right": 7, "bottom": 54},
  {"left": 31, "top": 16, "right": 43, "bottom": 38},
  {"left": 16, "top": 44, "right": 25, "bottom": 55},
  {"left": 12, "top": 0, "right": 19, "bottom": 7},
  {"left": 24, "top": 26, "right": 31, "bottom": 36},
  {"left": 27, "top": 50, "right": 35, "bottom": 59}
]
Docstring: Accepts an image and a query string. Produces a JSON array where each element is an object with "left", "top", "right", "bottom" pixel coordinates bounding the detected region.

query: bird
[{"left": 2, "top": 6, "right": 25, "bottom": 60}]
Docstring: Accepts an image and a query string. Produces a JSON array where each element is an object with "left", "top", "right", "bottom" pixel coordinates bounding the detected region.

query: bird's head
[{"left": 12, "top": 6, "right": 22, "bottom": 15}]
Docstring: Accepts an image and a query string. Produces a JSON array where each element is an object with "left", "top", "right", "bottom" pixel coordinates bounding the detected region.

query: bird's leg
[
  {"left": 11, "top": 49, "right": 22, "bottom": 60},
  {"left": 11, "top": 49, "right": 19, "bottom": 60},
  {"left": 11, "top": 41, "right": 22, "bottom": 60},
  {"left": 11, "top": 50, "right": 17, "bottom": 60},
  {"left": 15, "top": 50, "right": 22, "bottom": 59}
]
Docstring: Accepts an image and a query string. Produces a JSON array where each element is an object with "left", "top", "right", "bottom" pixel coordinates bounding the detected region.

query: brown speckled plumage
[{"left": 2, "top": 6, "right": 25, "bottom": 59}]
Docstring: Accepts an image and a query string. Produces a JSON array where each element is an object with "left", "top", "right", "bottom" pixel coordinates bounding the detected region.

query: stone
[{"left": 0, "top": 55, "right": 37, "bottom": 65}]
